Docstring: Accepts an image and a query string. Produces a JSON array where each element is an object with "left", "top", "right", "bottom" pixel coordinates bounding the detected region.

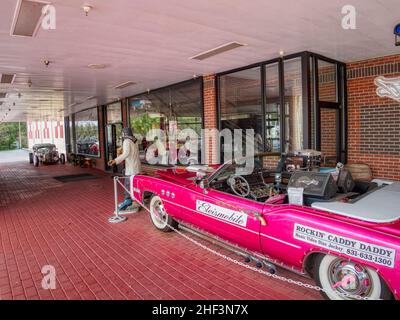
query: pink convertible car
[{"left": 131, "top": 158, "right": 400, "bottom": 300}]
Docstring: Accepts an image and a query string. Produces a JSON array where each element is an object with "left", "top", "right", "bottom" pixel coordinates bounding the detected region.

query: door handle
[{"left": 240, "top": 210, "right": 267, "bottom": 226}]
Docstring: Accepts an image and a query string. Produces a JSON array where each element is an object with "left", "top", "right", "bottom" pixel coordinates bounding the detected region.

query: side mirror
[
  {"left": 199, "top": 179, "right": 210, "bottom": 191},
  {"left": 196, "top": 170, "right": 207, "bottom": 180}
]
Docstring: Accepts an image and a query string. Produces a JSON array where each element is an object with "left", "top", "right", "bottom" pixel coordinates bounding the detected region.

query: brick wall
[
  {"left": 347, "top": 54, "right": 400, "bottom": 180},
  {"left": 318, "top": 66, "right": 338, "bottom": 161},
  {"left": 203, "top": 75, "right": 218, "bottom": 164},
  {"left": 320, "top": 108, "right": 337, "bottom": 159}
]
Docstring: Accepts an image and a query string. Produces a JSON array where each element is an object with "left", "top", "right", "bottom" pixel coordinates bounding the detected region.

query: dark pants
[{"left": 124, "top": 176, "right": 131, "bottom": 201}]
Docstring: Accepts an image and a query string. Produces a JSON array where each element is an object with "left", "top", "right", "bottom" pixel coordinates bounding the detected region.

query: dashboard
[{"left": 210, "top": 169, "right": 286, "bottom": 202}]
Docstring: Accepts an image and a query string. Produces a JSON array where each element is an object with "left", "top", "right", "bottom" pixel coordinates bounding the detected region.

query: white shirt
[{"left": 115, "top": 138, "right": 141, "bottom": 176}]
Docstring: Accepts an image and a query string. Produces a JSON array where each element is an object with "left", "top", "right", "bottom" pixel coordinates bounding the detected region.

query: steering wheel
[{"left": 228, "top": 175, "right": 250, "bottom": 197}]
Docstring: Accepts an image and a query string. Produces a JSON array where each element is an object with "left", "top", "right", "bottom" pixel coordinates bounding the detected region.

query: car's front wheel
[
  {"left": 149, "top": 195, "right": 178, "bottom": 232},
  {"left": 314, "top": 254, "right": 393, "bottom": 300}
]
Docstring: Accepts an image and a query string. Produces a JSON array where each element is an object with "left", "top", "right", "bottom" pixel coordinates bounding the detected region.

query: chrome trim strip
[{"left": 260, "top": 233, "right": 301, "bottom": 249}]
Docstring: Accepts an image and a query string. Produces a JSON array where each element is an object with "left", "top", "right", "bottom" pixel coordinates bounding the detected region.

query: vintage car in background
[
  {"left": 131, "top": 154, "right": 400, "bottom": 300},
  {"left": 29, "top": 143, "right": 66, "bottom": 167}
]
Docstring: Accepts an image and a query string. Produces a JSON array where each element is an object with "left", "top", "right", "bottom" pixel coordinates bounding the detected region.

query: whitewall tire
[
  {"left": 314, "top": 254, "right": 392, "bottom": 300},
  {"left": 149, "top": 195, "right": 178, "bottom": 232}
]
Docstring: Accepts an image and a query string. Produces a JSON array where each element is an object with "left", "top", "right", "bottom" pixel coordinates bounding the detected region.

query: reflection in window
[
  {"left": 219, "top": 67, "right": 263, "bottom": 153},
  {"left": 106, "top": 102, "right": 123, "bottom": 151},
  {"left": 318, "top": 60, "right": 337, "bottom": 103},
  {"left": 284, "top": 58, "right": 303, "bottom": 152},
  {"left": 129, "top": 79, "right": 203, "bottom": 164},
  {"left": 106, "top": 102, "right": 122, "bottom": 124},
  {"left": 74, "top": 107, "right": 100, "bottom": 157},
  {"left": 265, "top": 63, "right": 281, "bottom": 152}
]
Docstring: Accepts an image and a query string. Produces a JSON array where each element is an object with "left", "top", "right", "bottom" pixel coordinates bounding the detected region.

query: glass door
[
  {"left": 319, "top": 107, "right": 339, "bottom": 167},
  {"left": 105, "top": 102, "right": 123, "bottom": 172},
  {"left": 264, "top": 63, "right": 281, "bottom": 153},
  {"left": 106, "top": 123, "right": 123, "bottom": 172},
  {"left": 312, "top": 57, "right": 346, "bottom": 165}
]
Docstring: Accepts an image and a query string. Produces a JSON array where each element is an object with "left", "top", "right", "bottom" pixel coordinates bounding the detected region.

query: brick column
[
  {"left": 203, "top": 75, "right": 219, "bottom": 164},
  {"left": 121, "top": 99, "right": 128, "bottom": 127}
]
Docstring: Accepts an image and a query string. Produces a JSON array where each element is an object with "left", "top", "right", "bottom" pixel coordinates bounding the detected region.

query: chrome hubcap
[
  {"left": 328, "top": 259, "right": 372, "bottom": 298},
  {"left": 153, "top": 201, "right": 167, "bottom": 224}
]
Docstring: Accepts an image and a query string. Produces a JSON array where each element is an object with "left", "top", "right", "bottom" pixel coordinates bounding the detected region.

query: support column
[{"left": 203, "top": 75, "right": 219, "bottom": 164}]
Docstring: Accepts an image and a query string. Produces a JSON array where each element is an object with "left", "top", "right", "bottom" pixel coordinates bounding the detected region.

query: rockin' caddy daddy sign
[{"left": 294, "top": 223, "right": 396, "bottom": 268}]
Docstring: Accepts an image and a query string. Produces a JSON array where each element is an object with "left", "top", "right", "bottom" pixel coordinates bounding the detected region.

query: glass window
[
  {"left": 106, "top": 102, "right": 122, "bottom": 124},
  {"left": 219, "top": 67, "right": 263, "bottom": 153},
  {"left": 129, "top": 79, "right": 203, "bottom": 164},
  {"left": 284, "top": 58, "right": 303, "bottom": 152},
  {"left": 170, "top": 81, "right": 203, "bottom": 135},
  {"left": 265, "top": 63, "right": 281, "bottom": 152},
  {"left": 74, "top": 107, "right": 100, "bottom": 157},
  {"left": 318, "top": 60, "right": 337, "bottom": 103}
]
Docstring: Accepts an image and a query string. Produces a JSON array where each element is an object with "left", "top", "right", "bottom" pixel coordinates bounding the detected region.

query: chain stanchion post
[{"left": 108, "top": 176, "right": 128, "bottom": 224}]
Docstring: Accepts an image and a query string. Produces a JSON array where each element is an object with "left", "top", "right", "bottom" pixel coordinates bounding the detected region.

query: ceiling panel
[{"left": 0, "top": 0, "right": 399, "bottom": 122}]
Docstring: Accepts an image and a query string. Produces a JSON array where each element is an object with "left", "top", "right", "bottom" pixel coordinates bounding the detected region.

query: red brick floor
[{"left": 0, "top": 161, "right": 321, "bottom": 300}]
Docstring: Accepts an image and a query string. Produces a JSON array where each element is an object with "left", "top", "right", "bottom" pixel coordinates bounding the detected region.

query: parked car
[
  {"left": 131, "top": 157, "right": 400, "bottom": 300},
  {"left": 29, "top": 143, "right": 65, "bottom": 167}
]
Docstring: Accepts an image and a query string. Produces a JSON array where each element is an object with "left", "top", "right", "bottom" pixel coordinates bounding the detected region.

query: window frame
[
  {"left": 127, "top": 77, "right": 205, "bottom": 132},
  {"left": 126, "top": 77, "right": 205, "bottom": 165},
  {"left": 216, "top": 51, "right": 347, "bottom": 162}
]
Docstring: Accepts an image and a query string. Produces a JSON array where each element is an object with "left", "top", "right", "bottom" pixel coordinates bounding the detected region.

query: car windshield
[{"left": 209, "top": 154, "right": 265, "bottom": 182}]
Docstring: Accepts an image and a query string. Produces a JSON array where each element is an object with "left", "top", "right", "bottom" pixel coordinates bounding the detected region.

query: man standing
[{"left": 108, "top": 127, "right": 141, "bottom": 211}]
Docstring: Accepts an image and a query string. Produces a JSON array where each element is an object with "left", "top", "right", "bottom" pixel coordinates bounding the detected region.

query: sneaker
[
  {"left": 127, "top": 205, "right": 140, "bottom": 213},
  {"left": 118, "top": 199, "right": 133, "bottom": 211}
]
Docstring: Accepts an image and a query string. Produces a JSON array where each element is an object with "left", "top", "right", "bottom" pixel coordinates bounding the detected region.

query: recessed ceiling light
[
  {"left": 189, "top": 41, "right": 247, "bottom": 61},
  {"left": 82, "top": 4, "right": 93, "bottom": 16},
  {"left": 87, "top": 64, "right": 108, "bottom": 69},
  {"left": 114, "top": 81, "right": 136, "bottom": 89}
]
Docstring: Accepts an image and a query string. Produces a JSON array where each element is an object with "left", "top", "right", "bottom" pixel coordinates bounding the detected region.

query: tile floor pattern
[{"left": 0, "top": 161, "right": 321, "bottom": 300}]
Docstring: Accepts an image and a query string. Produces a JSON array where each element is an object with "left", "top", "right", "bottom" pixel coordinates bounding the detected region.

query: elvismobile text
[{"left": 152, "top": 304, "right": 249, "bottom": 318}]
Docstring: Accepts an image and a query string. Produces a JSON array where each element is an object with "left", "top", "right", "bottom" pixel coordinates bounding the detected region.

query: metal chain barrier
[{"left": 166, "top": 223, "right": 379, "bottom": 301}]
